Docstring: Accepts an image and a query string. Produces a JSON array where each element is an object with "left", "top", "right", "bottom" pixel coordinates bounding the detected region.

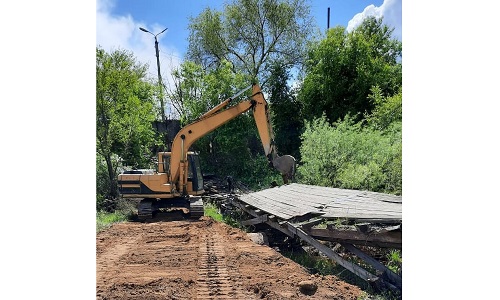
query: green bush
[{"left": 297, "top": 114, "right": 401, "bottom": 194}]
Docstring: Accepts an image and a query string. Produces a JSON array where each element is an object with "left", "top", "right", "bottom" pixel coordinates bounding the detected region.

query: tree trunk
[{"left": 105, "top": 154, "right": 118, "bottom": 199}]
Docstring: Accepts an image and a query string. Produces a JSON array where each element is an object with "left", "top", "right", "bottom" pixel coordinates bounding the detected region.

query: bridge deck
[{"left": 238, "top": 183, "right": 402, "bottom": 223}]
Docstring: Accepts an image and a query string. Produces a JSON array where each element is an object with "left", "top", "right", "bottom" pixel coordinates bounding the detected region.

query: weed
[
  {"left": 96, "top": 211, "right": 128, "bottom": 233},
  {"left": 386, "top": 249, "right": 402, "bottom": 275},
  {"left": 203, "top": 204, "right": 223, "bottom": 222}
]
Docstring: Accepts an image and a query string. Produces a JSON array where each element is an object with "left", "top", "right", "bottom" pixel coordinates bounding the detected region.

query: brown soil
[{"left": 96, "top": 216, "right": 363, "bottom": 299}]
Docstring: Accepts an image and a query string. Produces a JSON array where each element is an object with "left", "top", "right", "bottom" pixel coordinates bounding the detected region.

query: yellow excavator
[{"left": 117, "top": 84, "right": 294, "bottom": 221}]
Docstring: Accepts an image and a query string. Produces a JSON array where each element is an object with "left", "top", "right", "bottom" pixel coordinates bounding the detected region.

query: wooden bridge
[{"left": 205, "top": 183, "right": 402, "bottom": 293}]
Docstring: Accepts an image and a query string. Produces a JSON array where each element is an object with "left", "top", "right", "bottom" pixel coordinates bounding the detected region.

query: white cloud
[
  {"left": 96, "top": 0, "right": 182, "bottom": 118},
  {"left": 347, "top": 0, "right": 402, "bottom": 41}
]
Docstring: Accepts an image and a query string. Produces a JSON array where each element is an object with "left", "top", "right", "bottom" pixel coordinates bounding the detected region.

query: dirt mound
[{"left": 96, "top": 217, "right": 363, "bottom": 299}]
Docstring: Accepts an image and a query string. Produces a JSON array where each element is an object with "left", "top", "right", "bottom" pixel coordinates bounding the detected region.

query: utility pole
[
  {"left": 327, "top": 7, "right": 330, "bottom": 29},
  {"left": 140, "top": 26, "right": 168, "bottom": 122}
]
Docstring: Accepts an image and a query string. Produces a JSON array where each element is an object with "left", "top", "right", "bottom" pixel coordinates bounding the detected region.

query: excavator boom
[
  {"left": 118, "top": 83, "right": 293, "bottom": 221},
  {"left": 169, "top": 84, "right": 275, "bottom": 192}
]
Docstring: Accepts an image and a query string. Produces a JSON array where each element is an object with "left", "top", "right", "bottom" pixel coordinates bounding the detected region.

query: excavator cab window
[
  {"left": 162, "top": 153, "right": 171, "bottom": 174},
  {"left": 187, "top": 154, "right": 204, "bottom": 192}
]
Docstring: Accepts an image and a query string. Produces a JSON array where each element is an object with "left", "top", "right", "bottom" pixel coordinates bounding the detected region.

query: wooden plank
[
  {"left": 289, "top": 184, "right": 402, "bottom": 203},
  {"left": 305, "top": 228, "right": 402, "bottom": 249},
  {"left": 341, "top": 243, "right": 402, "bottom": 290},
  {"left": 238, "top": 196, "right": 297, "bottom": 219},
  {"left": 284, "top": 222, "right": 377, "bottom": 282},
  {"left": 239, "top": 195, "right": 307, "bottom": 220},
  {"left": 241, "top": 214, "right": 268, "bottom": 226},
  {"left": 284, "top": 185, "right": 402, "bottom": 210},
  {"left": 296, "top": 218, "right": 324, "bottom": 230},
  {"left": 243, "top": 192, "right": 315, "bottom": 212}
]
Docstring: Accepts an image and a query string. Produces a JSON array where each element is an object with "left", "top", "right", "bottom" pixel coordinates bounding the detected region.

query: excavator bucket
[{"left": 272, "top": 155, "right": 296, "bottom": 184}]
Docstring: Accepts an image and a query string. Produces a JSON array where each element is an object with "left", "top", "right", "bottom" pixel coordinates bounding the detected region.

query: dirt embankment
[{"left": 96, "top": 217, "right": 363, "bottom": 299}]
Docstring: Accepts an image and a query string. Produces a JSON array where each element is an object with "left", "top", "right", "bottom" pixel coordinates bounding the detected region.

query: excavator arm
[{"left": 169, "top": 84, "right": 276, "bottom": 193}]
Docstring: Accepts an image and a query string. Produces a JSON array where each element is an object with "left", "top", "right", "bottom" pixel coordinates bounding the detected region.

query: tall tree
[
  {"left": 299, "top": 16, "right": 402, "bottom": 124},
  {"left": 168, "top": 60, "right": 279, "bottom": 187},
  {"left": 265, "top": 61, "right": 303, "bottom": 160},
  {"left": 169, "top": 61, "right": 206, "bottom": 122},
  {"left": 96, "top": 47, "right": 157, "bottom": 199},
  {"left": 187, "top": 0, "right": 315, "bottom": 87}
]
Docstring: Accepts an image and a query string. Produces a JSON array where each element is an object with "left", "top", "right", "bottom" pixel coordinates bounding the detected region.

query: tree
[
  {"left": 169, "top": 61, "right": 206, "bottom": 122},
  {"left": 96, "top": 47, "right": 157, "bottom": 201},
  {"left": 265, "top": 61, "right": 303, "bottom": 160},
  {"left": 299, "top": 16, "right": 402, "bottom": 124},
  {"left": 187, "top": 0, "right": 315, "bottom": 87},
  {"left": 168, "top": 59, "right": 280, "bottom": 187},
  {"left": 365, "top": 86, "right": 402, "bottom": 131}
]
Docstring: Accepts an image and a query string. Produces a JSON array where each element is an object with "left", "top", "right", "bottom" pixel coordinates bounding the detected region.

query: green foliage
[
  {"left": 169, "top": 60, "right": 281, "bottom": 188},
  {"left": 204, "top": 203, "right": 247, "bottom": 229},
  {"left": 96, "top": 46, "right": 158, "bottom": 200},
  {"left": 204, "top": 203, "right": 223, "bottom": 222},
  {"left": 96, "top": 211, "right": 127, "bottom": 233},
  {"left": 170, "top": 60, "right": 250, "bottom": 124},
  {"left": 284, "top": 250, "right": 337, "bottom": 275},
  {"left": 366, "top": 86, "right": 402, "bottom": 130},
  {"left": 297, "top": 114, "right": 401, "bottom": 194},
  {"left": 96, "top": 154, "right": 110, "bottom": 210},
  {"left": 187, "top": 0, "right": 315, "bottom": 85},
  {"left": 299, "top": 16, "right": 402, "bottom": 124},
  {"left": 265, "top": 61, "right": 303, "bottom": 159},
  {"left": 386, "top": 249, "right": 402, "bottom": 275},
  {"left": 169, "top": 61, "right": 207, "bottom": 122},
  {"left": 96, "top": 198, "right": 138, "bottom": 233},
  {"left": 240, "top": 155, "right": 283, "bottom": 190}
]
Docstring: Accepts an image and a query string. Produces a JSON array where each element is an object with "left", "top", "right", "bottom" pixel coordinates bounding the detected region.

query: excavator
[{"left": 117, "top": 83, "right": 295, "bottom": 221}]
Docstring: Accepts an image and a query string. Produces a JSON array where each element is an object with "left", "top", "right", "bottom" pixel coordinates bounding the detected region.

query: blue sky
[{"left": 96, "top": 0, "right": 401, "bottom": 90}]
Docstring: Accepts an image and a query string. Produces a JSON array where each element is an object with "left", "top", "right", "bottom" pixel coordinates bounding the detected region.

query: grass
[
  {"left": 96, "top": 198, "right": 139, "bottom": 233},
  {"left": 96, "top": 200, "right": 237, "bottom": 234},
  {"left": 283, "top": 250, "right": 337, "bottom": 275},
  {"left": 203, "top": 203, "right": 223, "bottom": 222},
  {"left": 203, "top": 203, "right": 244, "bottom": 229},
  {"left": 96, "top": 210, "right": 128, "bottom": 233}
]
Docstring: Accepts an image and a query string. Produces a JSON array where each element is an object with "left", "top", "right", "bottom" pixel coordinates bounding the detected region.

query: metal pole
[
  {"left": 154, "top": 36, "right": 165, "bottom": 122},
  {"left": 140, "top": 27, "right": 168, "bottom": 122},
  {"left": 327, "top": 7, "right": 330, "bottom": 29}
]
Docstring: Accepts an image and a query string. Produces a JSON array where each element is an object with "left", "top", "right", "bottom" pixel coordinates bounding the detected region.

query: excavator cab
[
  {"left": 187, "top": 153, "right": 204, "bottom": 194},
  {"left": 158, "top": 151, "right": 204, "bottom": 195}
]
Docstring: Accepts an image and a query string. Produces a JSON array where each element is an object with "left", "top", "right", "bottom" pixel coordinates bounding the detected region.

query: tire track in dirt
[
  {"left": 96, "top": 218, "right": 363, "bottom": 299},
  {"left": 195, "top": 230, "right": 248, "bottom": 299}
]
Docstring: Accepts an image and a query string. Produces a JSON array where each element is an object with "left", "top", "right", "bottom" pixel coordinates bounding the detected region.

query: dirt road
[{"left": 96, "top": 217, "right": 363, "bottom": 299}]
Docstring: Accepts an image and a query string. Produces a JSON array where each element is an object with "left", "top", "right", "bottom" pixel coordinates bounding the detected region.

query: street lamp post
[{"left": 140, "top": 26, "right": 168, "bottom": 122}]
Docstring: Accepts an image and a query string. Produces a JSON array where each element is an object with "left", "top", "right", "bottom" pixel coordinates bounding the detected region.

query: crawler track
[
  {"left": 189, "top": 197, "right": 204, "bottom": 220},
  {"left": 137, "top": 197, "right": 204, "bottom": 222}
]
